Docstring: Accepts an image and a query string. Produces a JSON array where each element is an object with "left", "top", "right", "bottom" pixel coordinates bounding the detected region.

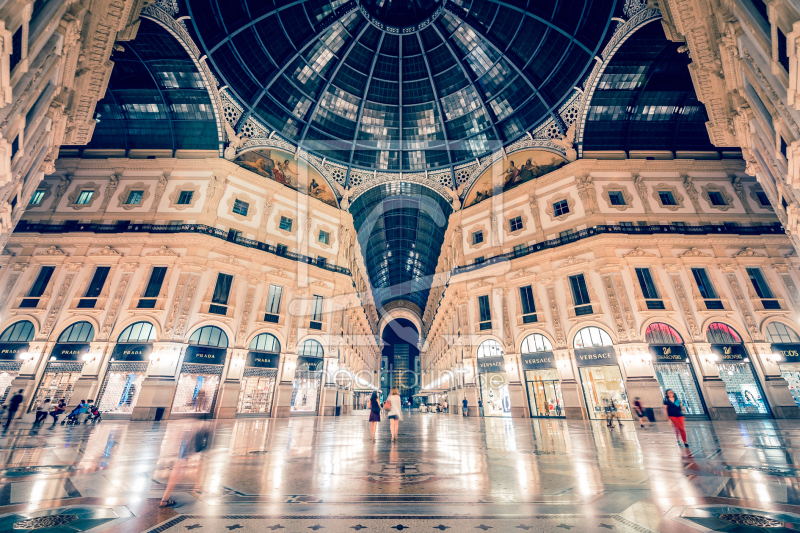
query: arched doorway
[
  {"left": 30, "top": 321, "right": 95, "bottom": 412},
  {"left": 520, "top": 333, "right": 562, "bottom": 417},
  {"left": 237, "top": 333, "right": 280, "bottom": 416},
  {"left": 707, "top": 322, "right": 770, "bottom": 417},
  {"left": 647, "top": 323, "right": 707, "bottom": 417},
  {"left": 766, "top": 321, "right": 800, "bottom": 408},
  {"left": 477, "top": 339, "right": 510, "bottom": 417},
  {"left": 0, "top": 320, "right": 34, "bottom": 404},
  {"left": 291, "top": 339, "right": 324, "bottom": 414},
  {"left": 172, "top": 325, "right": 228, "bottom": 417},
  {"left": 97, "top": 321, "right": 156, "bottom": 416},
  {"left": 380, "top": 319, "right": 419, "bottom": 407},
  {"left": 573, "top": 326, "right": 632, "bottom": 420}
]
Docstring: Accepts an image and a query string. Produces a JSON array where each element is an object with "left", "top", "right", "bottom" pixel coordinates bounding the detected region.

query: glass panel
[
  {"left": 779, "top": 364, "right": 800, "bottom": 407},
  {"left": 477, "top": 339, "right": 503, "bottom": 358},
  {"left": 525, "top": 369, "right": 563, "bottom": 417},
  {"left": 143, "top": 267, "right": 167, "bottom": 298},
  {"left": 266, "top": 285, "right": 283, "bottom": 314},
  {"left": 766, "top": 322, "right": 800, "bottom": 343},
  {"left": 171, "top": 372, "right": 220, "bottom": 413},
  {"left": 478, "top": 371, "right": 511, "bottom": 417},
  {"left": 212, "top": 273, "right": 233, "bottom": 305},
  {"left": 0, "top": 321, "right": 34, "bottom": 342},
  {"left": 653, "top": 363, "right": 705, "bottom": 415},
  {"left": 237, "top": 371, "right": 278, "bottom": 414},
  {"left": 578, "top": 365, "right": 632, "bottom": 420},
  {"left": 291, "top": 370, "right": 322, "bottom": 412},
  {"left": 97, "top": 365, "right": 148, "bottom": 413},
  {"left": 717, "top": 362, "right": 770, "bottom": 415},
  {"left": 29, "top": 266, "right": 55, "bottom": 297},
  {"left": 29, "top": 367, "right": 82, "bottom": 412},
  {"left": 691, "top": 268, "right": 717, "bottom": 299}
]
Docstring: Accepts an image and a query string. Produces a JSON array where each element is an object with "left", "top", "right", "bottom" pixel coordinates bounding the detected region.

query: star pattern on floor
[
  {"left": 308, "top": 526, "right": 325, "bottom": 531},
  {"left": 475, "top": 526, "right": 492, "bottom": 531},
  {"left": 266, "top": 526, "right": 285, "bottom": 531},
  {"left": 350, "top": 526, "right": 367, "bottom": 531},
  {"left": 391, "top": 526, "right": 409, "bottom": 531},
  {"left": 434, "top": 526, "right": 450, "bottom": 531},
  {"left": 185, "top": 525, "right": 202, "bottom": 530},
  {"left": 599, "top": 524, "right": 613, "bottom": 529},
  {"left": 226, "top": 525, "right": 242, "bottom": 530},
  {"left": 555, "top": 524, "right": 573, "bottom": 530},
  {"left": 515, "top": 527, "right": 531, "bottom": 531}
]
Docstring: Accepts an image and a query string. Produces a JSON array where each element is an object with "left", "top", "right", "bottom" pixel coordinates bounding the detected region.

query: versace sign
[
  {"left": 574, "top": 346, "right": 618, "bottom": 367},
  {"left": 648, "top": 344, "right": 688, "bottom": 363},
  {"left": 521, "top": 352, "right": 556, "bottom": 370},
  {"left": 183, "top": 346, "right": 227, "bottom": 365},
  {"left": 477, "top": 356, "right": 504, "bottom": 373}
]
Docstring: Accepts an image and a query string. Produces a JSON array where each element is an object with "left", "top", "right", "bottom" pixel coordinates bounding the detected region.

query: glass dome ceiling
[{"left": 185, "top": 0, "right": 617, "bottom": 171}]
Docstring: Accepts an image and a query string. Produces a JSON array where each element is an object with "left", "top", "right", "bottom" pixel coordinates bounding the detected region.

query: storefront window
[
  {"left": 521, "top": 333, "right": 562, "bottom": 417},
  {"left": 97, "top": 322, "right": 155, "bottom": 414},
  {"left": 0, "top": 320, "right": 34, "bottom": 404},
  {"left": 767, "top": 322, "right": 800, "bottom": 408},
  {"left": 574, "top": 326, "right": 631, "bottom": 420},
  {"left": 708, "top": 322, "right": 770, "bottom": 416},
  {"left": 172, "top": 326, "right": 228, "bottom": 415},
  {"left": 237, "top": 333, "right": 280, "bottom": 415},
  {"left": 647, "top": 323, "right": 707, "bottom": 416},
  {"left": 291, "top": 340, "right": 324, "bottom": 413},
  {"left": 477, "top": 339, "right": 510, "bottom": 417},
  {"left": 30, "top": 322, "right": 94, "bottom": 411}
]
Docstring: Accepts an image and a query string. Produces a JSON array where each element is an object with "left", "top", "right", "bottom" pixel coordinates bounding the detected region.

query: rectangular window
[
  {"left": 209, "top": 273, "right": 233, "bottom": 315},
  {"left": 227, "top": 229, "right": 241, "bottom": 241},
  {"left": 673, "top": 221, "right": 687, "bottom": 227},
  {"left": 691, "top": 267, "right": 723, "bottom": 308},
  {"left": 779, "top": 28, "right": 790, "bottom": 73},
  {"left": 232, "top": 199, "right": 249, "bottom": 216},
  {"left": 569, "top": 273, "right": 593, "bottom": 316},
  {"left": 319, "top": 230, "right": 330, "bottom": 245},
  {"left": 310, "top": 295, "right": 323, "bottom": 329},
  {"left": 478, "top": 295, "right": 492, "bottom": 330},
  {"left": 125, "top": 190, "right": 144, "bottom": 205},
  {"left": 138, "top": 266, "right": 167, "bottom": 309},
  {"left": 747, "top": 267, "right": 774, "bottom": 298},
  {"left": 9, "top": 27, "right": 21, "bottom": 72},
  {"left": 472, "top": 230, "right": 483, "bottom": 245},
  {"left": 276, "top": 243, "right": 288, "bottom": 255},
  {"left": 553, "top": 199, "right": 569, "bottom": 217},
  {"left": 177, "top": 190, "right": 194, "bottom": 205},
  {"left": 751, "top": 0, "right": 769, "bottom": 25},
  {"left": 608, "top": 191, "right": 626, "bottom": 206},
  {"left": 279, "top": 216, "right": 293, "bottom": 231},
  {"left": 636, "top": 267, "right": 665, "bottom": 309},
  {"left": 20, "top": 266, "right": 55, "bottom": 307},
  {"left": 168, "top": 220, "right": 182, "bottom": 226},
  {"left": 10, "top": 135, "right": 18, "bottom": 159},
  {"left": 78, "top": 266, "right": 110, "bottom": 308},
  {"left": 76, "top": 190, "right": 94, "bottom": 205},
  {"left": 756, "top": 191, "right": 771, "bottom": 206},
  {"left": 475, "top": 256, "right": 484, "bottom": 264},
  {"left": 29, "top": 190, "right": 45, "bottom": 206},
  {"left": 509, "top": 216, "right": 523, "bottom": 232},
  {"left": 658, "top": 191, "right": 676, "bottom": 206},
  {"left": 708, "top": 191, "right": 726, "bottom": 206},
  {"left": 265, "top": 284, "right": 283, "bottom": 318},
  {"left": 638, "top": 221, "right": 648, "bottom": 226},
  {"left": 520, "top": 285, "right": 537, "bottom": 323}
]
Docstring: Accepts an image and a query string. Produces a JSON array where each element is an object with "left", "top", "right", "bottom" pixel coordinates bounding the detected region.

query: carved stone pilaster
[
  {"left": 601, "top": 274, "right": 629, "bottom": 342},
  {"left": 173, "top": 274, "right": 200, "bottom": 339},
  {"left": 163, "top": 272, "right": 188, "bottom": 339},
  {"left": 633, "top": 175, "right": 651, "bottom": 214},
  {"left": 0, "top": 262, "right": 27, "bottom": 312},
  {"left": 724, "top": 272, "right": 762, "bottom": 341},
  {"left": 236, "top": 283, "right": 257, "bottom": 348},
  {"left": 668, "top": 272, "right": 702, "bottom": 341},
  {"left": 501, "top": 288, "right": 513, "bottom": 349},
  {"left": 613, "top": 273, "right": 639, "bottom": 341},
  {"left": 37, "top": 271, "right": 79, "bottom": 340},
  {"left": 775, "top": 266, "right": 800, "bottom": 310},
  {"left": 97, "top": 271, "right": 133, "bottom": 340},
  {"left": 732, "top": 176, "right": 753, "bottom": 214},
  {"left": 546, "top": 285, "right": 566, "bottom": 348}
]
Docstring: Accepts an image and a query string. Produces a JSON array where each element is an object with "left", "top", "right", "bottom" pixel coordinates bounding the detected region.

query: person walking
[
  {"left": 34, "top": 399, "right": 51, "bottom": 424},
  {"left": 478, "top": 399, "right": 484, "bottom": 417},
  {"left": 663, "top": 389, "right": 689, "bottom": 448},
  {"left": 633, "top": 397, "right": 649, "bottom": 428},
  {"left": 160, "top": 425, "right": 210, "bottom": 507},
  {"left": 5, "top": 389, "right": 23, "bottom": 428},
  {"left": 368, "top": 391, "right": 381, "bottom": 440},
  {"left": 49, "top": 399, "right": 66, "bottom": 425},
  {"left": 443, "top": 399, "right": 448, "bottom": 414},
  {"left": 462, "top": 397, "right": 468, "bottom": 417},
  {"left": 384, "top": 388, "right": 403, "bottom": 441}
]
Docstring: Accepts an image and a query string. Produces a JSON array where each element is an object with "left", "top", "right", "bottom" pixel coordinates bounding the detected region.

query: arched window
[
  {"left": 0, "top": 321, "right": 34, "bottom": 342},
  {"left": 188, "top": 326, "right": 228, "bottom": 348},
  {"left": 573, "top": 327, "right": 613, "bottom": 349},
  {"left": 706, "top": 322, "right": 742, "bottom": 344},
  {"left": 520, "top": 334, "right": 553, "bottom": 354},
  {"left": 765, "top": 322, "right": 800, "bottom": 343},
  {"left": 249, "top": 333, "right": 281, "bottom": 352},
  {"left": 117, "top": 321, "right": 157, "bottom": 343},
  {"left": 477, "top": 339, "right": 504, "bottom": 358},
  {"left": 298, "top": 339, "right": 323, "bottom": 357},
  {"left": 58, "top": 321, "right": 95, "bottom": 343},
  {"left": 645, "top": 323, "right": 683, "bottom": 344}
]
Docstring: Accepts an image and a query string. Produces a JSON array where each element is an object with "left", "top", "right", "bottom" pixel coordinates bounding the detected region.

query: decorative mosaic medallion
[
  {"left": 719, "top": 513, "right": 782, "bottom": 527},
  {"left": 12, "top": 514, "right": 79, "bottom": 529}
]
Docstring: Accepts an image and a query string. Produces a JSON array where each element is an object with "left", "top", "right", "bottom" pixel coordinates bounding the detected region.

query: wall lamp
[
  {"left": 19, "top": 352, "right": 36, "bottom": 363},
  {"left": 703, "top": 353, "right": 719, "bottom": 364},
  {"left": 765, "top": 353, "right": 783, "bottom": 364}
]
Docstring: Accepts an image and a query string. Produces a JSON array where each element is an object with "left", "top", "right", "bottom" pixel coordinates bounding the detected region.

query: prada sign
[
  {"left": 648, "top": 344, "right": 688, "bottom": 363},
  {"left": 246, "top": 351, "right": 279, "bottom": 368},
  {"left": 112, "top": 343, "right": 152, "bottom": 362},
  {"left": 521, "top": 352, "right": 556, "bottom": 370},
  {"left": 50, "top": 343, "right": 91, "bottom": 361},
  {"left": 710, "top": 344, "right": 747, "bottom": 361},
  {"left": 574, "top": 346, "right": 617, "bottom": 367},
  {"left": 477, "top": 356, "right": 504, "bottom": 373},
  {"left": 0, "top": 343, "right": 29, "bottom": 360},
  {"left": 183, "top": 346, "right": 227, "bottom": 365},
  {"left": 770, "top": 344, "right": 800, "bottom": 363},
  {"left": 297, "top": 356, "right": 324, "bottom": 371}
]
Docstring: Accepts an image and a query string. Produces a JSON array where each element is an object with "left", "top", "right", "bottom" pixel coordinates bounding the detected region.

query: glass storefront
[
  {"left": 0, "top": 362, "right": 21, "bottom": 404},
  {"left": 646, "top": 323, "right": 707, "bottom": 416},
  {"left": 574, "top": 327, "right": 631, "bottom": 420},
  {"left": 291, "top": 340, "right": 325, "bottom": 414},
  {"left": 172, "top": 326, "right": 228, "bottom": 416},
  {"left": 520, "top": 333, "right": 562, "bottom": 417},
  {"left": 767, "top": 321, "right": 800, "bottom": 408},
  {"left": 98, "top": 322, "right": 155, "bottom": 415},
  {"left": 237, "top": 334, "right": 280, "bottom": 416},
  {"left": 0, "top": 321, "right": 34, "bottom": 404},
  {"left": 353, "top": 391, "right": 373, "bottom": 410},
  {"left": 707, "top": 323, "right": 770, "bottom": 417},
  {"left": 476, "top": 339, "right": 510, "bottom": 417}
]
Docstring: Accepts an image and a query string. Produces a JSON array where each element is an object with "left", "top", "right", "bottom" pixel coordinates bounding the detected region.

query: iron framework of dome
[{"left": 185, "top": 0, "right": 618, "bottom": 171}]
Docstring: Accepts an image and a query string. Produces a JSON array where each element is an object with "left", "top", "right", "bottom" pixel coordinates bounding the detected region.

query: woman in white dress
[{"left": 383, "top": 388, "right": 403, "bottom": 441}]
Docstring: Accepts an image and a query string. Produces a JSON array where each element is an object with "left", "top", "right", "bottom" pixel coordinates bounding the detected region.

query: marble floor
[{"left": 1, "top": 413, "right": 800, "bottom": 532}]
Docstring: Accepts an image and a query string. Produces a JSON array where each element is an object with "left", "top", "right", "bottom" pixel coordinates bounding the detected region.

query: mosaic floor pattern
[{"left": 1, "top": 414, "right": 800, "bottom": 531}]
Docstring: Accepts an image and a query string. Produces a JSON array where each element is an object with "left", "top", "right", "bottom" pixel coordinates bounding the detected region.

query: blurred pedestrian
[
  {"left": 384, "top": 388, "right": 403, "bottom": 441},
  {"left": 5, "top": 389, "right": 23, "bottom": 428},
  {"left": 663, "top": 389, "right": 688, "bottom": 448},
  {"left": 160, "top": 425, "right": 210, "bottom": 507},
  {"left": 633, "top": 397, "right": 649, "bottom": 428},
  {"left": 462, "top": 397, "right": 468, "bottom": 417},
  {"left": 368, "top": 390, "right": 381, "bottom": 440},
  {"left": 34, "top": 398, "right": 50, "bottom": 424}
]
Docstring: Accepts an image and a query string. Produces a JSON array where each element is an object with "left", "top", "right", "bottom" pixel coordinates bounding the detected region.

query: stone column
[
  {"left": 273, "top": 353, "right": 298, "bottom": 418},
  {"left": 214, "top": 349, "right": 245, "bottom": 419},
  {"left": 10, "top": 341, "right": 48, "bottom": 417},
  {"left": 617, "top": 343, "right": 666, "bottom": 421},
  {"left": 131, "top": 343, "right": 183, "bottom": 421},
  {"left": 559, "top": 349, "right": 586, "bottom": 419},
  {"left": 69, "top": 342, "right": 111, "bottom": 411}
]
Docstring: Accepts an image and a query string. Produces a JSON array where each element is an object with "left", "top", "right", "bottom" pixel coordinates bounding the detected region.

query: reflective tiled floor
[{"left": 3, "top": 413, "right": 800, "bottom": 531}]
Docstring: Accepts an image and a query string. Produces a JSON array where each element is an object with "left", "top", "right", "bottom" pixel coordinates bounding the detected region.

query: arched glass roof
[
  {"left": 350, "top": 182, "right": 452, "bottom": 312},
  {"left": 185, "top": 0, "right": 617, "bottom": 170},
  {"left": 81, "top": 18, "right": 220, "bottom": 153}
]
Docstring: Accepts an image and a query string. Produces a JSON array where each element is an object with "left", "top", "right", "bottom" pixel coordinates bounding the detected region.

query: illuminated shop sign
[
  {"left": 770, "top": 344, "right": 800, "bottom": 363},
  {"left": 648, "top": 344, "right": 688, "bottom": 363},
  {"left": 50, "top": 344, "right": 91, "bottom": 361},
  {"left": 477, "top": 356, "right": 504, "bottom": 373},
  {"left": 0, "top": 343, "right": 29, "bottom": 360},
  {"left": 183, "top": 346, "right": 227, "bottom": 365},
  {"left": 521, "top": 352, "right": 556, "bottom": 370},
  {"left": 710, "top": 344, "right": 747, "bottom": 361},
  {"left": 111, "top": 343, "right": 152, "bottom": 361},
  {"left": 574, "top": 347, "right": 618, "bottom": 367},
  {"left": 246, "top": 352, "right": 279, "bottom": 368}
]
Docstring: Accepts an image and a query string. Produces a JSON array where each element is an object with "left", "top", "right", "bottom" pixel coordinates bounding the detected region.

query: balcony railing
[
  {"left": 452, "top": 223, "right": 785, "bottom": 275},
  {"left": 14, "top": 221, "right": 351, "bottom": 275}
]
